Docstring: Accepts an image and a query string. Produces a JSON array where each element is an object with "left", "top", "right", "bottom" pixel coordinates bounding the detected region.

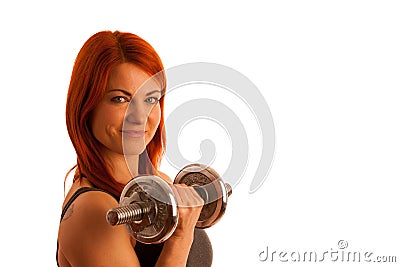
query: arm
[
  {"left": 58, "top": 183, "right": 203, "bottom": 267},
  {"left": 58, "top": 191, "right": 140, "bottom": 267},
  {"left": 155, "top": 184, "right": 204, "bottom": 267}
]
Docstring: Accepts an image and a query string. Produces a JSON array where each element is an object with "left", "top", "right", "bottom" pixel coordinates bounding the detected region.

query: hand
[{"left": 169, "top": 184, "right": 204, "bottom": 240}]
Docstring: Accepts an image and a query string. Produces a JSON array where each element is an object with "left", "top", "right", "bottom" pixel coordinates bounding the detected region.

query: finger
[
  {"left": 186, "top": 187, "right": 204, "bottom": 206},
  {"left": 173, "top": 185, "right": 204, "bottom": 208},
  {"left": 169, "top": 184, "right": 184, "bottom": 207}
]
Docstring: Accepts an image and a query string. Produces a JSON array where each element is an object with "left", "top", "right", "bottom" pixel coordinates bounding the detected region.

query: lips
[{"left": 122, "top": 130, "right": 146, "bottom": 138}]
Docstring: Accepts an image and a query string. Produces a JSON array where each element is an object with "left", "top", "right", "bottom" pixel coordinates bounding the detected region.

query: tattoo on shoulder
[{"left": 62, "top": 204, "right": 75, "bottom": 221}]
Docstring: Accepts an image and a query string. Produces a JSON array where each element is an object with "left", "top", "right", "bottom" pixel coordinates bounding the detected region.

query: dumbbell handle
[{"left": 107, "top": 182, "right": 232, "bottom": 227}]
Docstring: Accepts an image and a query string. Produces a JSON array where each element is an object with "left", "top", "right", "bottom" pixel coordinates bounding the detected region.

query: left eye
[{"left": 146, "top": 97, "right": 159, "bottom": 104}]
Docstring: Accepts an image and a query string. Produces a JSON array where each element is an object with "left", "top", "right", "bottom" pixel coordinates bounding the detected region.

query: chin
[
  {"left": 122, "top": 137, "right": 146, "bottom": 154},
  {"left": 123, "top": 146, "right": 146, "bottom": 156}
]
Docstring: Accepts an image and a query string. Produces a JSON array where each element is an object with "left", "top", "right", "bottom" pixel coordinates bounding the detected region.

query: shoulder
[
  {"left": 58, "top": 188, "right": 119, "bottom": 245},
  {"left": 60, "top": 187, "right": 117, "bottom": 223},
  {"left": 58, "top": 188, "right": 139, "bottom": 266},
  {"left": 66, "top": 187, "right": 117, "bottom": 216},
  {"left": 60, "top": 178, "right": 118, "bottom": 223}
]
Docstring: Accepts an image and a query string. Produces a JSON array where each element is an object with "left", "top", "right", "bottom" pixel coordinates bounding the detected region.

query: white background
[{"left": 1, "top": 1, "right": 399, "bottom": 266}]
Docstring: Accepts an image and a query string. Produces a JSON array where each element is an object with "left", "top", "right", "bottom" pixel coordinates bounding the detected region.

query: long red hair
[{"left": 66, "top": 31, "right": 166, "bottom": 197}]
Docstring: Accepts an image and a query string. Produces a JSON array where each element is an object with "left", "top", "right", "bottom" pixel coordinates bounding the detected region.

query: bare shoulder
[
  {"left": 58, "top": 189, "right": 119, "bottom": 244},
  {"left": 60, "top": 188, "right": 116, "bottom": 223},
  {"left": 58, "top": 189, "right": 139, "bottom": 266}
]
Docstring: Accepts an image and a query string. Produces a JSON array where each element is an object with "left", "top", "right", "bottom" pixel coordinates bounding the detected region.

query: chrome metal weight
[
  {"left": 107, "top": 175, "right": 178, "bottom": 244},
  {"left": 106, "top": 164, "right": 232, "bottom": 243},
  {"left": 174, "top": 163, "right": 232, "bottom": 228}
]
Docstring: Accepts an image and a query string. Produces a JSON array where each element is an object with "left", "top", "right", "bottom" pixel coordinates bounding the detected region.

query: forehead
[{"left": 107, "top": 63, "right": 158, "bottom": 94}]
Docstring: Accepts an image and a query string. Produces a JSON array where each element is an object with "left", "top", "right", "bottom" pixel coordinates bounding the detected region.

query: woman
[{"left": 57, "top": 31, "right": 213, "bottom": 266}]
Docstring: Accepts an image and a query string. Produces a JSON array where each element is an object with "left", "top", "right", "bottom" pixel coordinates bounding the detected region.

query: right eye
[{"left": 111, "top": 96, "right": 129, "bottom": 103}]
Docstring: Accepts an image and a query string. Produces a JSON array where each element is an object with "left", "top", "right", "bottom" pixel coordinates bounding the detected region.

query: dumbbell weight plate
[
  {"left": 120, "top": 176, "right": 179, "bottom": 244},
  {"left": 174, "top": 164, "right": 228, "bottom": 229}
]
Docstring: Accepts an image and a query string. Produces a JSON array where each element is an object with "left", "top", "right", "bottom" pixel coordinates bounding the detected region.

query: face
[{"left": 90, "top": 63, "right": 162, "bottom": 158}]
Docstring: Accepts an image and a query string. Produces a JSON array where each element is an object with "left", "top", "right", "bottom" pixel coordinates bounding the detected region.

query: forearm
[
  {"left": 155, "top": 235, "right": 193, "bottom": 267},
  {"left": 155, "top": 184, "right": 203, "bottom": 266}
]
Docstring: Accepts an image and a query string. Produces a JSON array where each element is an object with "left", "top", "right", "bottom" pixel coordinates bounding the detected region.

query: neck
[{"left": 102, "top": 151, "right": 139, "bottom": 185}]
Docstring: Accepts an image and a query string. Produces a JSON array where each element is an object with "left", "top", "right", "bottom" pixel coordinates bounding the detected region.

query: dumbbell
[{"left": 106, "top": 163, "right": 232, "bottom": 244}]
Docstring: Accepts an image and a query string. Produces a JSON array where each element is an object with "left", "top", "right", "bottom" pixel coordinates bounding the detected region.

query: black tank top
[{"left": 57, "top": 187, "right": 213, "bottom": 267}]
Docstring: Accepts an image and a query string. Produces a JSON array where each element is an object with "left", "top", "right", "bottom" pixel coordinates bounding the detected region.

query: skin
[{"left": 58, "top": 63, "right": 204, "bottom": 266}]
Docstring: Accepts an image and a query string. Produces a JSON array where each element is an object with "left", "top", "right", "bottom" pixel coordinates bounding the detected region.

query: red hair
[{"left": 66, "top": 31, "right": 166, "bottom": 197}]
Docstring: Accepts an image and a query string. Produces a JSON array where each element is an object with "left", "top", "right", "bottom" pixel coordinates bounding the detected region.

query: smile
[{"left": 122, "top": 130, "right": 146, "bottom": 138}]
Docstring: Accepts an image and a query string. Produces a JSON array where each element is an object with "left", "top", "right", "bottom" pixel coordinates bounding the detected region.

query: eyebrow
[
  {"left": 107, "top": 89, "right": 132, "bottom": 97},
  {"left": 107, "top": 89, "right": 162, "bottom": 96},
  {"left": 145, "top": 90, "right": 162, "bottom": 96}
]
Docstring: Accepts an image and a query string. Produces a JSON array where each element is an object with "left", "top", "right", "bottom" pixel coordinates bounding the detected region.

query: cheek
[
  {"left": 90, "top": 108, "right": 104, "bottom": 139},
  {"left": 147, "top": 105, "right": 161, "bottom": 130},
  {"left": 91, "top": 104, "right": 125, "bottom": 137}
]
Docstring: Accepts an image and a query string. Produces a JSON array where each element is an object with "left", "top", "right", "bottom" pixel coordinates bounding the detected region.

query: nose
[{"left": 125, "top": 102, "right": 149, "bottom": 125}]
